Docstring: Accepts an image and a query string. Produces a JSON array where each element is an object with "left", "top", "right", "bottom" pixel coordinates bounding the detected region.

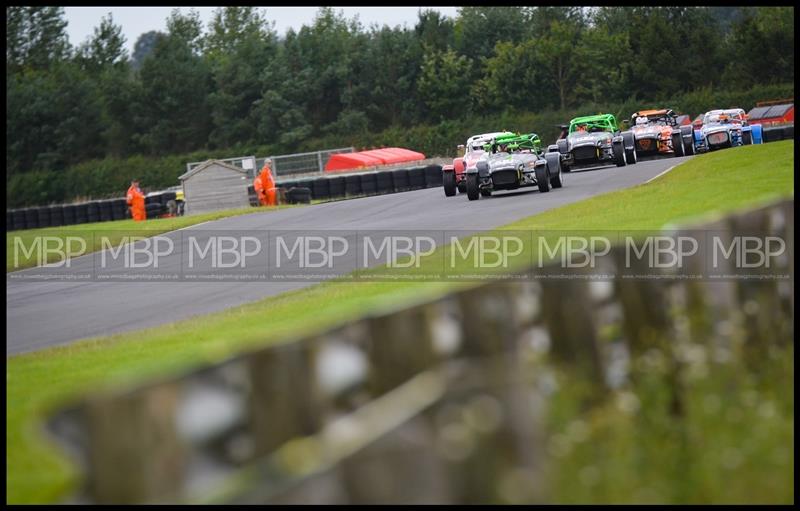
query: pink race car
[{"left": 443, "top": 131, "right": 514, "bottom": 197}]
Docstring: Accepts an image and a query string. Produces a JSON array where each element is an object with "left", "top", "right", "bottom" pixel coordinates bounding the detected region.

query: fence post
[
  {"left": 317, "top": 151, "right": 324, "bottom": 174},
  {"left": 247, "top": 342, "right": 323, "bottom": 457},
  {"left": 85, "top": 383, "right": 185, "bottom": 503}
]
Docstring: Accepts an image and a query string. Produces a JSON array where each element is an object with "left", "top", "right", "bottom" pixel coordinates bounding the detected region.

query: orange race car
[{"left": 627, "top": 109, "right": 696, "bottom": 158}]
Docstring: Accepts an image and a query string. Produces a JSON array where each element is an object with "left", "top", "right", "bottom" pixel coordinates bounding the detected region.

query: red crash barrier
[{"left": 325, "top": 147, "right": 426, "bottom": 172}]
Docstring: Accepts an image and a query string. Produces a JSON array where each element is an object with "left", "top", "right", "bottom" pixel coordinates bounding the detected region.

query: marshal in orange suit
[{"left": 126, "top": 179, "right": 146, "bottom": 221}]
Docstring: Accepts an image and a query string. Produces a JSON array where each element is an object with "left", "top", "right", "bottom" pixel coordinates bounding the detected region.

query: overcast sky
[{"left": 63, "top": 6, "right": 461, "bottom": 54}]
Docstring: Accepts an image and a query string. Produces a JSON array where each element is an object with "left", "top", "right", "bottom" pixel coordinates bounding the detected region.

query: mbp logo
[
  {"left": 537, "top": 236, "right": 612, "bottom": 268},
  {"left": 100, "top": 235, "right": 174, "bottom": 268},
  {"left": 13, "top": 235, "right": 88, "bottom": 268},
  {"left": 188, "top": 236, "right": 262, "bottom": 268},
  {"left": 363, "top": 235, "right": 437, "bottom": 268},
  {"left": 625, "top": 236, "right": 699, "bottom": 269},
  {"left": 712, "top": 235, "right": 786, "bottom": 269},
  {"left": 275, "top": 235, "right": 350, "bottom": 268},
  {"left": 448, "top": 235, "right": 525, "bottom": 268}
]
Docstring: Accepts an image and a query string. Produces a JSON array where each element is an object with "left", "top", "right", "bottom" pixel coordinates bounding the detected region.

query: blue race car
[{"left": 694, "top": 108, "right": 763, "bottom": 152}]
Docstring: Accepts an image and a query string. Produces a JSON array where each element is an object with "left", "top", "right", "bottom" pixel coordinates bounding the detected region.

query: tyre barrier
[
  {"left": 312, "top": 178, "right": 330, "bottom": 201},
  {"left": 424, "top": 164, "right": 444, "bottom": 188},
  {"left": 99, "top": 200, "right": 113, "bottom": 222},
  {"left": 360, "top": 172, "right": 378, "bottom": 195},
  {"left": 161, "top": 191, "right": 177, "bottom": 205},
  {"left": 345, "top": 174, "right": 362, "bottom": 196},
  {"left": 74, "top": 203, "right": 88, "bottom": 225},
  {"left": 7, "top": 165, "right": 445, "bottom": 229},
  {"left": 37, "top": 206, "right": 52, "bottom": 228},
  {"left": 145, "top": 202, "right": 164, "bottom": 217},
  {"left": 375, "top": 170, "right": 395, "bottom": 194},
  {"left": 286, "top": 187, "right": 312, "bottom": 204},
  {"left": 408, "top": 166, "right": 427, "bottom": 190},
  {"left": 328, "top": 176, "right": 346, "bottom": 199},
  {"left": 86, "top": 201, "right": 100, "bottom": 223},
  {"left": 762, "top": 126, "right": 785, "bottom": 143},
  {"left": 11, "top": 209, "right": 26, "bottom": 230},
  {"left": 24, "top": 208, "right": 39, "bottom": 229},
  {"left": 110, "top": 199, "right": 128, "bottom": 221},
  {"left": 783, "top": 125, "right": 794, "bottom": 139},
  {"left": 62, "top": 204, "right": 77, "bottom": 226},
  {"left": 391, "top": 168, "right": 411, "bottom": 192},
  {"left": 48, "top": 205, "right": 64, "bottom": 227}
]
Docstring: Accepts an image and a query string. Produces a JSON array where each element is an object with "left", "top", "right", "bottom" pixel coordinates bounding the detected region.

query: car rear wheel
[
  {"left": 672, "top": 133, "right": 685, "bottom": 157},
  {"left": 443, "top": 170, "right": 456, "bottom": 197},
  {"left": 466, "top": 173, "right": 480, "bottom": 201},
  {"left": 545, "top": 153, "right": 563, "bottom": 188},
  {"left": 535, "top": 164, "right": 551, "bottom": 193},
  {"left": 613, "top": 141, "right": 627, "bottom": 167},
  {"left": 622, "top": 132, "right": 637, "bottom": 164}
]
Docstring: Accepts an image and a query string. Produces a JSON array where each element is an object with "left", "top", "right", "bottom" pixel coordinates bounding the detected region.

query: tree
[
  {"left": 724, "top": 7, "right": 794, "bottom": 86},
  {"left": 75, "top": 13, "right": 127, "bottom": 73},
  {"left": 417, "top": 49, "right": 473, "bottom": 121},
  {"left": 131, "top": 31, "right": 165, "bottom": 70},
  {"left": 6, "top": 6, "right": 71, "bottom": 72},
  {"left": 204, "top": 7, "right": 278, "bottom": 148},
  {"left": 133, "top": 12, "right": 212, "bottom": 154}
]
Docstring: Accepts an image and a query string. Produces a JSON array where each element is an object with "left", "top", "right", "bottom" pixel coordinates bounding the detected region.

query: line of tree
[{"left": 6, "top": 6, "right": 795, "bottom": 179}]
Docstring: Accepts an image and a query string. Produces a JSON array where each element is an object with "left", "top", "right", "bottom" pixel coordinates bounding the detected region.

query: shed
[{"left": 178, "top": 160, "right": 252, "bottom": 215}]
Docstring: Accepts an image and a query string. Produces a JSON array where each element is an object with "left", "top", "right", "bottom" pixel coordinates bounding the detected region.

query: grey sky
[{"left": 63, "top": 6, "right": 461, "bottom": 54}]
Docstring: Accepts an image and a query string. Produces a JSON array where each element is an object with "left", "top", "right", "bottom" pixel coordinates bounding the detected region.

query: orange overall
[
  {"left": 126, "top": 185, "right": 146, "bottom": 221},
  {"left": 255, "top": 163, "right": 277, "bottom": 206}
]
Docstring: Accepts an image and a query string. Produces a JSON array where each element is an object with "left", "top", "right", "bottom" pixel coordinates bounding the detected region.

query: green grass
[
  {"left": 6, "top": 141, "right": 794, "bottom": 503},
  {"left": 6, "top": 205, "right": 298, "bottom": 272}
]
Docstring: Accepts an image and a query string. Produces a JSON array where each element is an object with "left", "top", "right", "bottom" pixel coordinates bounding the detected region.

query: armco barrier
[{"left": 46, "top": 198, "right": 794, "bottom": 504}]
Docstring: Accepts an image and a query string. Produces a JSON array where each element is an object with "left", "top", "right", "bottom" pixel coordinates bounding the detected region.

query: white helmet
[{"left": 636, "top": 116, "right": 648, "bottom": 126}]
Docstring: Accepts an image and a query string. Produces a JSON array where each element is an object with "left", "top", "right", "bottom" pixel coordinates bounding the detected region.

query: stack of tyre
[{"left": 276, "top": 164, "right": 443, "bottom": 204}]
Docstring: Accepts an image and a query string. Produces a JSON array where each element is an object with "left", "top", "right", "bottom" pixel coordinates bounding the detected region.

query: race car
[
  {"left": 443, "top": 131, "right": 514, "bottom": 197},
  {"left": 465, "top": 132, "right": 563, "bottom": 201},
  {"left": 693, "top": 108, "right": 764, "bottom": 152},
  {"left": 627, "top": 109, "right": 696, "bottom": 157},
  {"left": 552, "top": 114, "right": 636, "bottom": 171}
]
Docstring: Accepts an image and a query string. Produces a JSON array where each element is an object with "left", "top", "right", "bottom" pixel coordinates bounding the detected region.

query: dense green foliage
[{"left": 6, "top": 6, "right": 795, "bottom": 206}]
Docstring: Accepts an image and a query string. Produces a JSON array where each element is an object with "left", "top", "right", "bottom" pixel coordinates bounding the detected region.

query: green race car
[{"left": 551, "top": 113, "right": 638, "bottom": 171}]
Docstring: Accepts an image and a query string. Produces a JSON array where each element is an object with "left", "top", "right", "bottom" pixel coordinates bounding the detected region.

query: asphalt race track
[{"left": 7, "top": 156, "right": 692, "bottom": 355}]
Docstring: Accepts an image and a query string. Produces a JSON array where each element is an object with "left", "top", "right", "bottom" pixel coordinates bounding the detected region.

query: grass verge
[{"left": 6, "top": 141, "right": 794, "bottom": 503}]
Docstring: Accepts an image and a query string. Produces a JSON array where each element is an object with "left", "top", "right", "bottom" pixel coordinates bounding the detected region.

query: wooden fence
[{"left": 47, "top": 198, "right": 794, "bottom": 504}]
